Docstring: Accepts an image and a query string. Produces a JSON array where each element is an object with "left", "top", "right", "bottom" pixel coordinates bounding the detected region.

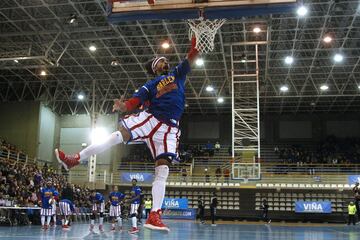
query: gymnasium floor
[{"left": 0, "top": 220, "right": 357, "bottom": 240}]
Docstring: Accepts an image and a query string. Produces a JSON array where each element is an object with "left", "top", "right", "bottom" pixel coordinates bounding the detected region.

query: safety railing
[{"left": 0, "top": 148, "right": 37, "bottom": 164}]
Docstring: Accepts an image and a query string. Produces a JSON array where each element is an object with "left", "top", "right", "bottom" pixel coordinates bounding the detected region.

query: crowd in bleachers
[
  {"left": 276, "top": 136, "right": 360, "bottom": 164},
  {"left": 0, "top": 158, "right": 92, "bottom": 210},
  {"left": 0, "top": 138, "right": 26, "bottom": 160},
  {"left": 122, "top": 141, "right": 228, "bottom": 164}
]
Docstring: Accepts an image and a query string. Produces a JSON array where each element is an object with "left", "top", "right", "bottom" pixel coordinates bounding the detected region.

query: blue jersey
[
  {"left": 131, "top": 186, "right": 142, "bottom": 204},
  {"left": 60, "top": 199, "right": 75, "bottom": 212},
  {"left": 133, "top": 59, "right": 191, "bottom": 126},
  {"left": 41, "top": 187, "right": 58, "bottom": 209},
  {"left": 90, "top": 192, "right": 104, "bottom": 204},
  {"left": 109, "top": 192, "right": 125, "bottom": 206}
]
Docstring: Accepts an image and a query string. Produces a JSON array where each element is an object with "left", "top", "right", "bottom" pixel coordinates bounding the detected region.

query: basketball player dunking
[{"left": 55, "top": 37, "right": 198, "bottom": 231}]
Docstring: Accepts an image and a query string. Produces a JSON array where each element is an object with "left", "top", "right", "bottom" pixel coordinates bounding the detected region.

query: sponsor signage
[
  {"left": 161, "top": 209, "right": 196, "bottom": 220},
  {"left": 162, "top": 198, "right": 188, "bottom": 209},
  {"left": 348, "top": 175, "right": 360, "bottom": 185},
  {"left": 121, "top": 172, "right": 153, "bottom": 183},
  {"left": 295, "top": 201, "right": 332, "bottom": 213}
]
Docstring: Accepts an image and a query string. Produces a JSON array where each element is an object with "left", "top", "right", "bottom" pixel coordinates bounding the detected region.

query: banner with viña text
[
  {"left": 295, "top": 201, "right": 332, "bottom": 213},
  {"left": 162, "top": 198, "right": 188, "bottom": 209},
  {"left": 348, "top": 175, "right": 360, "bottom": 185},
  {"left": 121, "top": 172, "right": 153, "bottom": 183}
]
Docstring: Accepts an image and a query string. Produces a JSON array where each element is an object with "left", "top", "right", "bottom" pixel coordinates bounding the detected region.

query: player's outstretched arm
[
  {"left": 112, "top": 97, "right": 141, "bottom": 113},
  {"left": 187, "top": 36, "right": 199, "bottom": 64}
]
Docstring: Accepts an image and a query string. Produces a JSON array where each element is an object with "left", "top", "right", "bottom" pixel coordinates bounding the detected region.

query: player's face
[
  {"left": 132, "top": 180, "right": 137, "bottom": 187},
  {"left": 155, "top": 58, "right": 170, "bottom": 74}
]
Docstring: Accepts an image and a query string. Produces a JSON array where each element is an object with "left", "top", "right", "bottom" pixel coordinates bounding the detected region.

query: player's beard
[{"left": 161, "top": 63, "right": 170, "bottom": 75}]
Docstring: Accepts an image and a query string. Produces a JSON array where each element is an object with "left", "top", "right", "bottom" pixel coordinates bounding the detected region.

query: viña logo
[
  {"left": 164, "top": 199, "right": 180, "bottom": 208},
  {"left": 303, "top": 202, "right": 323, "bottom": 212},
  {"left": 129, "top": 173, "right": 144, "bottom": 182}
]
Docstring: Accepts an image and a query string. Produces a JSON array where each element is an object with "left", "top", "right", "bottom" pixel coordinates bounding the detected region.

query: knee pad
[
  {"left": 99, "top": 212, "right": 104, "bottom": 218},
  {"left": 90, "top": 214, "right": 95, "bottom": 220},
  {"left": 130, "top": 213, "right": 137, "bottom": 218}
]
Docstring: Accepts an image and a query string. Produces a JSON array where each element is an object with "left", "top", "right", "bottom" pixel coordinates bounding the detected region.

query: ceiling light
[
  {"left": 161, "top": 41, "right": 170, "bottom": 49},
  {"left": 323, "top": 36, "right": 332, "bottom": 43},
  {"left": 240, "top": 54, "right": 247, "bottom": 63},
  {"left": 40, "top": 70, "right": 47, "bottom": 76},
  {"left": 111, "top": 60, "right": 119, "bottom": 66},
  {"left": 14, "top": 59, "right": 19, "bottom": 63},
  {"left": 253, "top": 27, "right": 261, "bottom": 33},
  {"left": 280, "top": 85, "right": 289, "bottom": 92},
  {"left": 284, "top": 56, "right": 294, "bottom": 65},
  {"left": 297, "top": 6, "right": 308, "bottom": 17},
  {"left": 196, "top": 58, "right": 204, "bottom": 66},
  {"left": 217, "top": 97, "right": 224, "bottom": 103},
  {"left": 69, "top": 14, "right": 77, "bottom": 24},
  {"left": 134, "top": 89, "right": 139, "bottom": 93},
  {"left": 358, "top": 85, "right": 360, "bottom": 90},
  {"left": 320, "top": 84, "right": 329, "bottom": 91},
  {"left": 206, "top": 85, "right": 214, "bottom": 92},
  {"left": 77, "top": 94, "right": 84, "bottom": 100},
  {"left": 333, "top": 54, "right": 343, "bottom": 63},
  {"left": 185, "top": 103, "right": 189, "bottom": 107},
  {"left": 89, "top": 44, "right": 97, "bottom": 52}
]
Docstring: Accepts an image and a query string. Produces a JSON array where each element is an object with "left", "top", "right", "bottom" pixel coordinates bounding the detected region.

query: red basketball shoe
[
  {"left": 55, "top": 149, "right": 80, "bottom": 171},
  {"left": 144, "top": 210, "right": 169, "bottom": 232},
  {"left": 128, "top": 227, "right": 139, "bottom": 234}
]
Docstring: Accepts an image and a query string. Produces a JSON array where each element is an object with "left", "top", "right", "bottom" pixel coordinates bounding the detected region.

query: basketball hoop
[{"left": 187, "top": 16, "right": 226, "bottom": 54}]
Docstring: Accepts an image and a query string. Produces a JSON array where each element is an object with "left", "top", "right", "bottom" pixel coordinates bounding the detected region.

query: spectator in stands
[
  {"left": 205, "top": 141, "right": 214, "bottom": 157},
  {"left": 210, "top": 193, "right": 218, "bottom": 226},
  {"left": 215, "top": 142, "right": 221, "bottom": 153},
  {"left": 181, "top": 168, "right": 187, "bottom": 182},
  {"left": 223, "top": 168, "right": 230, "bottom": 183},
  {"left": 215, "top": 167, "right": 221, "bottom": 183},
  {"left": 261, "top": 199, "right": 271, "bottom": 224},
  {"left": 204, "top": 168, "right": 210, "bottom": 183},
  {"left": 348, "top": 201, "right": 357, "bottom": 225},
  {"left": 197, "top": 196, "right": 205, "bottom": 224}
]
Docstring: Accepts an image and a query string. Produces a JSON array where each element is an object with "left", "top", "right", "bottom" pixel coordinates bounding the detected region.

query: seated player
[
  {"left": 108, "top": 186, "right": 125, "bottom": 231},
  {"left": 90, "top": 190, "right": 105, "bottom": 232}
]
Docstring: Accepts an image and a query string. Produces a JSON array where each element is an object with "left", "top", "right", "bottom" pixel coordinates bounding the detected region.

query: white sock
[
  {"left": 99, "top": 217, "right": 103, "bottom": 225},
  {"left": 61, "top": 219, "right": 65, "bottom": 225},
  {"left": 117, "top": 217, "right": 122, "bottom": 227},
  {"left": 112, "top": 223, "right": 115, "bottom": 228},
  {"left": 53, "top": 216, "right": 56, "bottom": 225},
  {"left": 46, "top": 216, "right": 51, "bottom": 225},
  {"left": 132, "top": 217, "right": 137, "bottom": 228},
  {"left": 151, "top": 165, "right": 169, "bottom": 212},
  {"left": 91, "top": 219, "right": 95, "bottom": 225},
  {"left": 79, "top": 131, "right": 123, "bottom": 161},
  {"left": 41, "top": 216, "right": 45, "bottom": 226}
]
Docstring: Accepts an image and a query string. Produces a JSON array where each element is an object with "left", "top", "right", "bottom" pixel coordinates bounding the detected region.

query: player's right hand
[{"left": 112, "top": 97, "right": 126, "bottom": 112}]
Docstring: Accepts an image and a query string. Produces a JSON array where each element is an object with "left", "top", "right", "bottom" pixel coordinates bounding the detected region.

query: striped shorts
[
  {"left": 41, "top": 208, "right": 53, "bottom": 216},
  {"left": 51, "top": 202, "right": 57, "bottom": 215},
  {"left": 130, "top": 204, "right": 139, "bottom": 215},
  {"left": 59, "top": 202, "right": 72, "bottom": 216},
  {"left": 92, "top": 202, "right": 105, "bottom": 213},
  {"left": 109, "top": 205, "right": 121, "bottom": 217},
  {"left": 121, "top": 111, "right": 181, "bottom": 162}
]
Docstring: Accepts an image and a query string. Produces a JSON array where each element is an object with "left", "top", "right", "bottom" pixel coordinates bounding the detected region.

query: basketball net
[{"left": 187, "top": 17, "right": 226, "bottom": 54}]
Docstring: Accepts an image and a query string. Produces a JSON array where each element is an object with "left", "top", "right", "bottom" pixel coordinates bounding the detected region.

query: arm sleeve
[
  {"left": 174, "top": 59, "right": 191, "bottom": 79},
  {"left": 133, "top": 84, "right": 151, "bottom": 103}
]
